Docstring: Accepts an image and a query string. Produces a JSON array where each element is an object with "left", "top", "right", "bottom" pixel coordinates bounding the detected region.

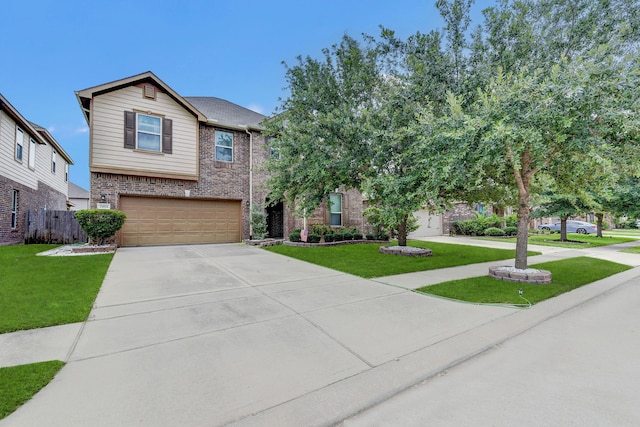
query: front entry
[{"left": 266, "top": 201, "right": 284, "bottom": 238}]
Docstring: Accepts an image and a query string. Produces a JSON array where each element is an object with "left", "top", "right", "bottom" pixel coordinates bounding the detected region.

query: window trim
[
  {"left": 64, "top": 163, "right": 69, "bottom": 182},
  {"left": 11, "top": 190, "right": 18, "bottom": 229},
  {"left": 52, "top": 148, "right": 57, "bottom": 173},
  {"left": 215, "top": 130, "right": 234, "bottom": 163},
  {"left": 15, "top": 126, "right": 24, "bottom": 162},
  {"left": 329, "top": 193, "right": 343, "bottom": 227},
  {"left": 28, "top": 138, "right": 36, "bottom": 170}
]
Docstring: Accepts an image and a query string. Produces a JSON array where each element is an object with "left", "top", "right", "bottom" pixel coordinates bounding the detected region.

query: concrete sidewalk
[{"left": 1, "top": 238, "right": 639, "bottom": 426}]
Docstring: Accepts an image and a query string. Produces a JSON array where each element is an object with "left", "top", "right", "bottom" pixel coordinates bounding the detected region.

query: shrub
[
  {"left": 289, "top": 229, "right": 301, "bottom": 242},
  {"left": 377, "top": 232, "right": 390, "bottom": 241},
  {"left": 484, "top": 227, "right": 505, "bottom": 236},
  {"left": 74, "top": 209, "right": 126, "bottom": 245},
  {"left": 324, "top": 233, "right": 335, "bottom": 242},
  {"left": 504, "top": 226, "right": 518, "bottom": 236},
  {"left": 250, "top": 206, "right": 267, "bottom": 240},
  {"left": 342, "top": 231, "right": 354, "bottom": 240},
  {"left": 353, "top": 232, "right": 363, "bottom": 240},
  {"left": 366, "top": 233, "right": 376, "bottom": 240},
  {"left": 307, "top": 233, "right": 321, "bottom": 243},
  {"left": 505, "top": 214, "right": 518, "bottom": 228}
]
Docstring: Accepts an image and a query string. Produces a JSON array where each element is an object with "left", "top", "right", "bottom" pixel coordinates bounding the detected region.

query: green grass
[
  {"left": 621, "top": 246, "right": 640, "bottom": 254},
  {"left": 417, "top": 257, "right": 630, "bottom": 305},
  {"left": 0, "top": 360, "right": 64, "bottom": 419},
  {"left": 481, "top": 233, "right": 636, "bottom": 249},
  {"left": 605, "top": 229, "right": 640, "bottom": 236},
  {"left": 265, "top": 240, "right": 540, "bottom": 278},
  {"left": 0, "top": 245, "right": 113, "bottom": 333}
]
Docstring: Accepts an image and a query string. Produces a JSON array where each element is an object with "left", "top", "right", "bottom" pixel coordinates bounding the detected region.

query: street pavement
[{"left": 1, "top": 237, "right": 639, "bottom": 426}]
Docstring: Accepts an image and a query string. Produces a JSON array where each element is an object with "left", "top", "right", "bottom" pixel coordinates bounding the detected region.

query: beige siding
[
  {"left": 91, "top": 86, "right": 198, "bottom": 178},
  {"left": 34, "top": 143, "right": 69, "bottom": 197},
  {"left": 0, "top": 111, "right": 38, "bottom": 189}
]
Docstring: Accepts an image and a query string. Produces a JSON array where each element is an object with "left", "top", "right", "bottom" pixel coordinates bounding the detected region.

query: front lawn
[
  {"left": 265, "top": 240, "right": 540, "bottom": 278},
  {"left": 0, "top": 245, "right": 113, "bottom": 333},
  {"left": 0, "top": 361, "right": 64, "bottom": 420},
  {"left": 480, "top": 233, "right": 636, "bottom": 249},
  {"left": 417, "top": 257, "right": 630, "bottom": 305},
  {"left": 621, "top": 246, "right": 640, "bottom": 254}
]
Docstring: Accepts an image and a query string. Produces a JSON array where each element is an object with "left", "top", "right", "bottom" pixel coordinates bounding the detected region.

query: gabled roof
[
  {"left": 75, "top": 71, "right": 207, "bottom": 125},
  {"left": 0, "top": 93, "right": 73, "bottom": 164},
  {"left": 184, "top": 97, "right": 265, "bottom": 130},
  {"left": 68, "top": 182, "right": 89, "bottom": 198}
]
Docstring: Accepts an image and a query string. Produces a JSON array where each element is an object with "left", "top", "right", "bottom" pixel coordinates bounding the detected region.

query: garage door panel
[{"left": 119, "top": 197, "right": 242, "bottom": 247}]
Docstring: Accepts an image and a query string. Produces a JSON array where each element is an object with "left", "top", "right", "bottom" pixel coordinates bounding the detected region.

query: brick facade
[
  {"left": 91, "top": 124, "right": 265, "bottom": 240},
  {"left": 0, "top": 175, "right": 67, "bottom": 244}
]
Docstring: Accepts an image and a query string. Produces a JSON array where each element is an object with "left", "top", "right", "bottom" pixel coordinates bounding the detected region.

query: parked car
[{"left": 538, "top": 220, "right": 598, "bottom": 234}]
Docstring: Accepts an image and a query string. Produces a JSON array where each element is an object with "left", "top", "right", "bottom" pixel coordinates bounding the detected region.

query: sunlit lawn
[
  {"left": 265, "top": 240, "right": 539, "bottom": 278},
  {"left": 0, "top": 245, "right": 113, "bottom": 333},
  {"left": 480, "top": 233, "right": 636, "bottom": 249},
  {"left": 417, "top": 257, "right": 630, "bottom": 305}
]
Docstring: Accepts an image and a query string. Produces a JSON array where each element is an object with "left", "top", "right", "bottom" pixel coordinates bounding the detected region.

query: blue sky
[{"left": 1, "top": 0, "right": 493, "bottom": 191}]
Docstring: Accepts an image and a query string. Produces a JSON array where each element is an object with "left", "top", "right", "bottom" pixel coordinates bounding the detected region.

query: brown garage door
[{"left": 119, "top": 196, "right": 241, "bottom": 247}]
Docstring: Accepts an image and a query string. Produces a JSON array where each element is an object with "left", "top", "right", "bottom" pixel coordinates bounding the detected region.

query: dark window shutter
[
  {"left": 124, "top": 111, "right": 135, "bottom": 149},
  {"left": 162, "top": 118, "right": 172, "bottom": 154}
]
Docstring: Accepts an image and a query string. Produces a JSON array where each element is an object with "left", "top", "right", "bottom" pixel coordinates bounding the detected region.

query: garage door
[
  {"left": 408, "top": 209, "right": 443, "bottom": 238},
  {"left": 119, "top": 196, "right": 241, "bottom": 247}
]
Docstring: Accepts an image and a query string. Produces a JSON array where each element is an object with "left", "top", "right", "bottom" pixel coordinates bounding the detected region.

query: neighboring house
[
  {"left": 0, "top": 93, "right": 73, "bottom": 244},
  {"left": 68, "top": 182, "right": 90, "bottom": 210},
  {"left": 75, "top": 71, "right": 367, "bottom": 247}
]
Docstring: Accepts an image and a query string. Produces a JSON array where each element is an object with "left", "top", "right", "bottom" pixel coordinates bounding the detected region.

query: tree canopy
[{"left": 266, "top": 0, "right": 640, "bottom": 260}]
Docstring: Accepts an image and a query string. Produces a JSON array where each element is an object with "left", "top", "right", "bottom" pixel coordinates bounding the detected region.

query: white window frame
[
  {"left": 215, "top": 130, "right": 234, "bottom": 162},
  {"left": 11, "top": 190, "right": 18, "bottom": 229},
  {"left": 52, "top": 148, "right": 57, "bottom": 173},
  {"left": 29, "top": 138, "right": 37, "bottom": 170},
  {"left": 15, "top": 126, "right": 24, "bottom": 161},
  {"left": 136, "top": 113, "right": 162, "bottom": 152},
  {"left": 64, "top": 163, "right": 69, "bottom": 182},
  {"left": 329, "top": 193, "right": 343, "bottom": 227}
]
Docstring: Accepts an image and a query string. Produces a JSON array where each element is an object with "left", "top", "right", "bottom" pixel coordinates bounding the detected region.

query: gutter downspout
[{"left": 245, "top": 127, "right": 253, "bottom": 239}]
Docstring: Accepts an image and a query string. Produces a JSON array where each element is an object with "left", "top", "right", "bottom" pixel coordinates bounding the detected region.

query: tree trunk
[
  {"left": 515, "top": 195, "right": 530, "bottom": 270},
  {"left": 596, "top": 212, "right": 604, "bottom": 238},
  {"left": 397, "top": 214, "right": 408, "bottom": 246},
  {"left": 560, "top": 216, "right": 568, "bottom": 241}
]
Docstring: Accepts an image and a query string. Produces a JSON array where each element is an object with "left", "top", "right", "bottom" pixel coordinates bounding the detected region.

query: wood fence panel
[{"left": 25, "top": 209, "right": 88, "bottom": 244}]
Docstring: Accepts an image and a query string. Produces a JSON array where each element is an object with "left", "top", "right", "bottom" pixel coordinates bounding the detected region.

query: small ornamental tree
[{"left": 74, "top": 209, "right": 126, "bottom": 245}]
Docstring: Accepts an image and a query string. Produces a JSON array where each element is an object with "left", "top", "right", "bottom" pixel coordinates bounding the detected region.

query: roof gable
[{"left": 75, "top": 71, "right": 206, "bottom": 125}]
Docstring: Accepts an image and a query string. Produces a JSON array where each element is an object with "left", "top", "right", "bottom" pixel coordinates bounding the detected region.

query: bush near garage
[{"left": 74, "top": 210, "right": 126, "bottom": 245}]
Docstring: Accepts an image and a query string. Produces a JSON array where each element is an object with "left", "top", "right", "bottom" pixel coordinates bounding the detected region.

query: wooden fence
[{"left": 25, "top": 209, "right": 88, "bottom": 244}]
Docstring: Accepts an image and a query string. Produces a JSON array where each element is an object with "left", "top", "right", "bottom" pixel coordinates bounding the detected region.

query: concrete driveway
[{"left": 3, "top": 242, "right": 639, "bottom": 426}]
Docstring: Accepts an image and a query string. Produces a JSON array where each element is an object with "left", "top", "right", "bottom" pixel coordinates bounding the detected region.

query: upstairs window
[
  {"left": 64, "top": 163, "right": 69, "bottom": 182},
  {"left": 52, "top": 148, "right": 57, "bottom": 173},
  {"left": 15, "top": 126, "right": 24, "bottom": 161},
  {"left": 215, "top": 130, "right": 233, "bottom": 162},
  {"left": 124, "top": 111, "right": 172, "bottom": 153},
  {"left": 137, "top": 114, "right": 162, "bottom": 151},
  {"left": 329, "top": 193, "right": 342, "bottom": 226},
  {"left": 29, "top": 138, "right": 36, "bottom": 169}
]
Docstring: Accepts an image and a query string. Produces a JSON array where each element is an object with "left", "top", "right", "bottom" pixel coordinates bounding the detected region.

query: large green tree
[{"left": 418, "top": 0, "right": 640, "bottom": 269}]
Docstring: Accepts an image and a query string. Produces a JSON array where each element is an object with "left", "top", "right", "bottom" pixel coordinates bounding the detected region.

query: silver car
[{"left": 538, "top": 220, "right": 598, "bottom": 234}]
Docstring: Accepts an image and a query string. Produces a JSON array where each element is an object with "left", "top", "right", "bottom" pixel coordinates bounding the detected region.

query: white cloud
[
  {"left": 75, "top": 127, "right": 89, "bottom": 134},
  {"left": 47, "top": 126, "right": 55, "bottom": 133}
]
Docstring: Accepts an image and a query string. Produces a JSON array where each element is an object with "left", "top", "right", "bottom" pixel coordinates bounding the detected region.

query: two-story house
[
  {"left": 75, "top": 71, "right": 367, "bottom": 247},
  {"left": 0, "top": 93, "right": 73, "bottom": 244}
]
